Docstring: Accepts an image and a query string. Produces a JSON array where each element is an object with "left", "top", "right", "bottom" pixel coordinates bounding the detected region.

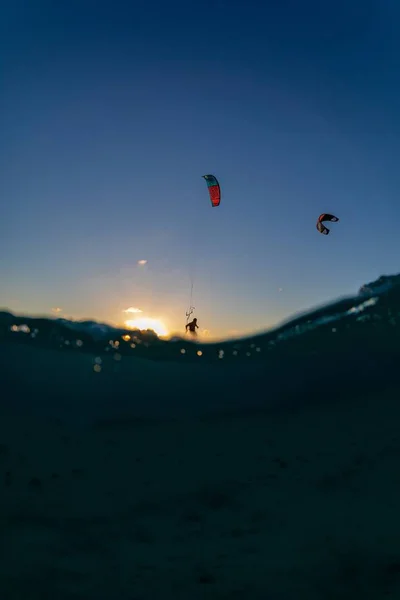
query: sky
[{"left": 1, "top": 0, "right": 400, "bottom": 339}]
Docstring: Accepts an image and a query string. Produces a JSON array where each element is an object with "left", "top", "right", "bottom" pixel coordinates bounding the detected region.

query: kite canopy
[
  {"left": 316, "top": 213, "right": 339, "bottom": 235},
  {"left": 202, "top": 174, "right": 221, "bottom": 207}
]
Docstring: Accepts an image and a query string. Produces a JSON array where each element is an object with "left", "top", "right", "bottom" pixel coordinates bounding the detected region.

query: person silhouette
[{"left": 185, "top": 317, "right": 199, "bottom": 336}]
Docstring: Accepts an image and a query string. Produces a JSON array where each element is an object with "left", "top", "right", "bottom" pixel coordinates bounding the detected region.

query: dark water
[{"left": 0, "top": 273, "right": 399, "bottom": 599}]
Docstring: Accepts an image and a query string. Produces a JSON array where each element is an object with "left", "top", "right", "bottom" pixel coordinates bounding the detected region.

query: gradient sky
[{"left": 2, "top": 1, "right": 400, "bottom": 338}]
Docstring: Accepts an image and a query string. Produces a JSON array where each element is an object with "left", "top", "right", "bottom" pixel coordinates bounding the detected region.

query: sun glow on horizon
[{"left": 125, "top": 317, "right": 168, "bottom": 337}]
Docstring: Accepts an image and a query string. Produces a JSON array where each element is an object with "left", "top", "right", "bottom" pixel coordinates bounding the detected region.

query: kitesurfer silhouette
[{"left": 185, "top": 318, "right": 199, "bottom": 336}]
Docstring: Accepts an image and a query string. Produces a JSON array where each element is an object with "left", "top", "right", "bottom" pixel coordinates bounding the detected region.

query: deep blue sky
[{"left": 1, "top": 0, "right": 400, "bottom": 338}]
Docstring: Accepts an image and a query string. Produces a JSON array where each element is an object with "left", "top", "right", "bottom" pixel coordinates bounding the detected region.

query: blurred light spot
[
  {"left": 122, "top": 334, "right": 131, "bottom": 341},
  {"left": 218, "top": 350, "right": 224, "bottom": 359},
  {"left": 93, "top": 364, "right": 102, "bottom": 373},
  {"left": 197, "top": 350, "right": 203, "bottom": 357},
  {"left": 76, "top": 339, "right": 83, "bottom": 347},
  {"left": 11, "top": 324, "right": 30, "bottom": 333},
  {"left": 114, "top": 353, "right": 122, "bottom": 361},
  {"left": 180, "top": 348, "right": 186, "bottom": 354},
  {"left": 138, "top": 259, "right": 147, "bottom": 265},
  {"left": 130, "top": 343, "right": 136, "bottom": 349},
  {"left": 123, "top": 307, "right": 142, "bottom": 314},
  {"left": 94, "top": 357, "right": 102, "bottom": 364}
]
